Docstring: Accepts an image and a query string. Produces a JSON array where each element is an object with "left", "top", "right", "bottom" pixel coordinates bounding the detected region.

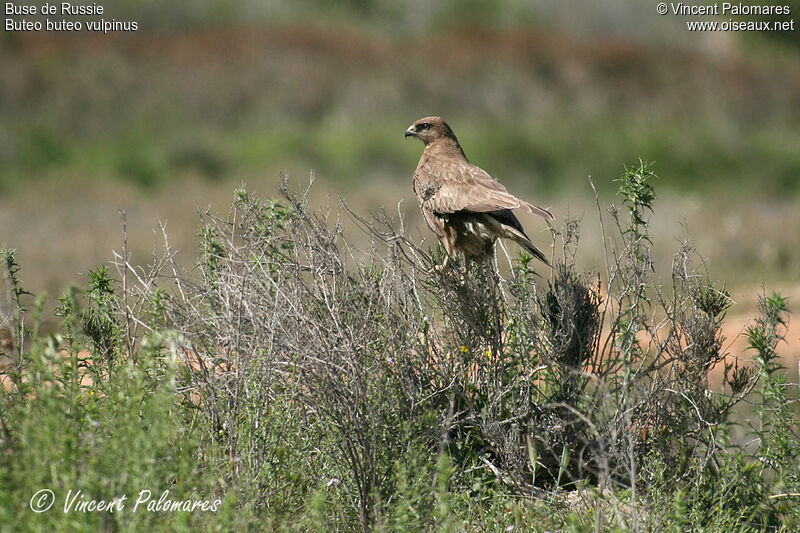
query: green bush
[
  {"left": 2, "top": 163, "right": 798, "bottom": 531},
  {"left": 0, "top": 261, "right": 241, "bottom": 531}
]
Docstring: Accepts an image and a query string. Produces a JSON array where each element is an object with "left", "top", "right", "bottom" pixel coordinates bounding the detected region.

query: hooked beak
[{"left": 404, "top": 126, "right": 415, "bottom": 138}]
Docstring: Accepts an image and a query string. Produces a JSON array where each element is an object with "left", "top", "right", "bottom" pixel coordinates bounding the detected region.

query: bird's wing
[
  {"left": 415, "top": 158, "right": 553, "bottom": 220},
  {"left": 420, "top": 205, "right": 445, "bottom": 238}
]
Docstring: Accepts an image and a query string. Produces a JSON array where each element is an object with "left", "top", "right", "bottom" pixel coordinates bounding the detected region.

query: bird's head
[{"left": 405, "top": 116, "right": 458, "bottom": 146}]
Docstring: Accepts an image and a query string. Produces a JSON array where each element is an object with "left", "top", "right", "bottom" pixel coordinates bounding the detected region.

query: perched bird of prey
[{"left": 405, "top": 116, "right": 553, "bottom": 271}]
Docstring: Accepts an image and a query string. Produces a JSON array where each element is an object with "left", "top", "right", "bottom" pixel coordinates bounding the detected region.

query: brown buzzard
[{"left": 405, "top": 116, "right": 553, "bottom": 270}]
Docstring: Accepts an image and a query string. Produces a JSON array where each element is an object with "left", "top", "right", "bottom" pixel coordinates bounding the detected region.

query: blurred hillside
[{"left": 1, "top": 0, "right": 799, "bottom": 294}]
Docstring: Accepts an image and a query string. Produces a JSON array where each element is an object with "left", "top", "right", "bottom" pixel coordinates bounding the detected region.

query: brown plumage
[{"left": 405, "top": 116, "right": 553, "bottom": 271}]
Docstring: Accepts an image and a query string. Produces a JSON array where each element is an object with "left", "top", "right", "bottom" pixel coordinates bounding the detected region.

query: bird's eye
[{"left": 419, "top": 123, "right": 431, "bottom": 130}]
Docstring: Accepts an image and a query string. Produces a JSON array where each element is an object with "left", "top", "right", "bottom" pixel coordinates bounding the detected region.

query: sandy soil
[{"left": 708, "top": 283, "right": 800, "bottom": 389}]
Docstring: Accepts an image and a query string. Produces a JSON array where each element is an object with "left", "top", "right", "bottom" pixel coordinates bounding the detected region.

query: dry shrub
[{"left": 116, "top": 168, "right": 760, "bottom": 529}]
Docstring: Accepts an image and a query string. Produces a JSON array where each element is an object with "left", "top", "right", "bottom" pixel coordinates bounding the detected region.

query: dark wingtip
[
  {"left": 520, "top": 240, "right": 551, "bottom": 267},
  {"left": 536, "top": 251, "right": 553, "bottom": 268}
]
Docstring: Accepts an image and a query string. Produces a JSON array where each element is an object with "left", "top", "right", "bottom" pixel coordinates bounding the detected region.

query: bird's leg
[
  {"left": 433, "top": 254, "right": 451, "bottom": 273},
  {"left": 460, "top": 258, "right": 472, "bottom": 284}
]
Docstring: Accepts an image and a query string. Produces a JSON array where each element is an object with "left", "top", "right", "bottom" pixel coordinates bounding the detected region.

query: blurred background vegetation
[{"left": 1, "top": 0, "right": 799, "bottom": 295}]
